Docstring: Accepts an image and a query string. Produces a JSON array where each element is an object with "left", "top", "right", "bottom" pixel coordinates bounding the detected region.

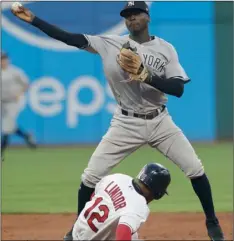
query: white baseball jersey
[
  {"left": 84, "top": 34, "right": 189, "bottom": 113},
  {"left": 1, "top": 65, "right": 28, "bottom": 102},
  {"left": 72, "top": 173, "right": 149, "bottom": 240}
]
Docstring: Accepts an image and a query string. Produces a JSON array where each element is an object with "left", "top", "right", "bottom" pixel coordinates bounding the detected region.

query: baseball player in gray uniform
[
  {"left": 1, "top": 52, "right": 37, "bottom": 161},
  {"left": 12, "top": 2, "right": 224, "bottom": 240}
]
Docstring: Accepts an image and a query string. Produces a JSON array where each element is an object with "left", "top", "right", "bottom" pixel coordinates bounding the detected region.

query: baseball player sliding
[
  {"left": 12, "top": 2, "right": 224, "bottom": 240},
  {"left": 73, "top": 163, "right": 171, "bottom": 240},
  {"left": 1, "top": 52, "right": 37, "bottom": 161}
]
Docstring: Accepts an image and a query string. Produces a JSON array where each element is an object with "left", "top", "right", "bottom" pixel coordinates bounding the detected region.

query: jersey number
[{"left": 84, "top": 197, "right": 109, "bottom": 233}]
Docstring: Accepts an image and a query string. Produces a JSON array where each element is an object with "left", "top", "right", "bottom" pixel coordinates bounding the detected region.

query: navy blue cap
[{"left": 120, "top": 1, "right": 149, "bottom": 17}]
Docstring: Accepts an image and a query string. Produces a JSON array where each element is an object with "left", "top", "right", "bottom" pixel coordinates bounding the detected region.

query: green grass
[{"left": 2, "top": 142, "right": 233, "bottom": 213}]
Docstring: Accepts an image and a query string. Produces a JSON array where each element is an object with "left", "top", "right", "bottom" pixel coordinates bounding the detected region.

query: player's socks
[
  {"left": 77, "top": 182, "right": 95, "bottom": 216},
  {"left": 15, "top": 128, "right": 26, "bottom": 136},
  {"left": 191, "top": 174, "right": 225, "bottom": 240},
  {"left": 15, "top": 128, "right": 37, "bottom": 148},
  {"left": 1, "top": 134, "right": 9, "bottom": 154},
  {"left": 191, "top": 173, "right": 217, "bottom": 221},
  {"left": 15, "top": 128, "right": 30, "bottom": 139}
]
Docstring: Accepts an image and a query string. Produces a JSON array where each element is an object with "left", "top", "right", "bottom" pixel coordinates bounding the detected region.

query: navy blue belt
[{"left": 121, "top": 105, "right": 165, "bottom": 120}]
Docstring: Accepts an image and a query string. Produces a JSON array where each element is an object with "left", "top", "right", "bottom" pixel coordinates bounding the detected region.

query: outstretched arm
[
  {"left": 31, "top": 16, "right": 88, "bottom": 49},
  {"left": 11, "top": 4, "right": 96, "bottom": 52}
]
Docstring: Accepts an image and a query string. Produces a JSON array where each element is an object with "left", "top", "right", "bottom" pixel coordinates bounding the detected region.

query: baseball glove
[{"left": 117, "top": 42, "right": 150, "bottom": 82}]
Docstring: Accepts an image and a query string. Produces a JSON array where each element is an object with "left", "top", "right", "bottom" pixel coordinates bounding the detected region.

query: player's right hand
[{"left": 11, "top": 5, "right": 34, "bottom": 23}]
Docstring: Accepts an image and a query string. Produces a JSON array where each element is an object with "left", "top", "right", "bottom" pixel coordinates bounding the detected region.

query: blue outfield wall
[{"left": 2, "top": 2, "right": 215, "bottom": 144}]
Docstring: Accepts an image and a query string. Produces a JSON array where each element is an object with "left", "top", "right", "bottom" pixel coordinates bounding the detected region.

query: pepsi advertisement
[{"left": 2, "top": 1, "right": 215, "bottom": 144}]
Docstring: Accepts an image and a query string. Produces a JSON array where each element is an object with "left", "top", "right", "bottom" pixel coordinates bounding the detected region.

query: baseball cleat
[
  {"left": 206, "top": 218, "right": 225, "bottom": 241},
  {"left": 63, "top": 229, "right": 73, "bottom": 241}
]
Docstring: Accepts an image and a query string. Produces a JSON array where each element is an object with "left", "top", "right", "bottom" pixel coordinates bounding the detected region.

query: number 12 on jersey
[{"left": 84, "top": 197, "right": 110, "bottom": 232}]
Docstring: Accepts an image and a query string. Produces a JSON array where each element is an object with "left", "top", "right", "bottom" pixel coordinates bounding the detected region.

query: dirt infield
[{"left": 2, "top": 213, "right": 233, "bottom": 240}]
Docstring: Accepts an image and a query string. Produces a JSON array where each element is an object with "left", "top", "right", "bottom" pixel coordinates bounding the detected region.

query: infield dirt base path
[{"left": 2, "top": 213, "right": 233, "bottom": 240}]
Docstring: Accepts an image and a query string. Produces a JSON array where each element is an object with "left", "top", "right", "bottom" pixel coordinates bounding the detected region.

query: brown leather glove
[{"left": 117, "top": 42, "right": 150, "bottom": 82}]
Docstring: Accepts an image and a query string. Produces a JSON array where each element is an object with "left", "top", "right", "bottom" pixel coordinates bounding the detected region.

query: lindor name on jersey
[{"left": 104, "top": 181, "right": 127, "bottom": 211}]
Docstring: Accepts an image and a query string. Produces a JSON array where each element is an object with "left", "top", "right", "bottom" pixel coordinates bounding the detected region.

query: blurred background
[{"left": 1, "top": 1, "right": 233, "bottom": 214}]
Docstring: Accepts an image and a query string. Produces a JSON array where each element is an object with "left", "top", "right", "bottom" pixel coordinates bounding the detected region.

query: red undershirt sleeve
[{"left": 116, "top": 224, "right": 132, "bottom": 240}]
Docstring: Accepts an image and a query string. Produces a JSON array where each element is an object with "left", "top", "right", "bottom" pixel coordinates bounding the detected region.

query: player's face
[
  {"left": 125, "top": 11, "right": 149, "bottom": 35},
  {"left": 146, "top": 192, "right": 154, "bottom": 204},
  {"left": 140, "top": 184, "right": 154, "bottom": 203},
  {"left": 1, "top": 57, "right": 9, "bottom": 69}
]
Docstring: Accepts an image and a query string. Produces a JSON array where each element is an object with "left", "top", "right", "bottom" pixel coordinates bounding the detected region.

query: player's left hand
[{"left": 117, "top": 42, "right": 150, "bottom": 82}]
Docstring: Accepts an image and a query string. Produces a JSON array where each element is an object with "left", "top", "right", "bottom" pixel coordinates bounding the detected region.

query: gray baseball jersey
[
  {"left": 1, "top": 65, "right": 28, "bottom": 134},
  {"left": 85, "top": 34, "right": 189, "bottom": 113},
  {"left": 1, "top": 65, "right": 28, "bottom": 102},
  {"left": 81, "top": 34, "right": 204, "bottom": 189}
]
